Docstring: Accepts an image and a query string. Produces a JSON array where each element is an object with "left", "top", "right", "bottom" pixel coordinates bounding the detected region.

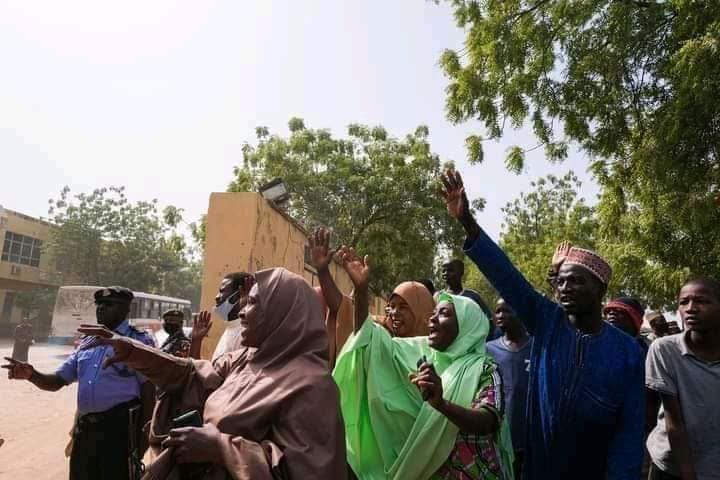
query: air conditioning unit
[{"left": 10, "top": 265, "right": 21, "bottom": 275}]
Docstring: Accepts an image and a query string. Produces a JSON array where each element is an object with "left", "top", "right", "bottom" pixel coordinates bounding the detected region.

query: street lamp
[{"left": 259, "top": 178, "right": 290, "bottom": 205}]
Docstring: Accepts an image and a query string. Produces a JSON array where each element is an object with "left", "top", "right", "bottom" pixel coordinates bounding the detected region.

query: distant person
[
  {"left": 604, "top": 297, "right": 649, "bottom": 355},
  {"left": 486, "top": 298, "right": 532, "bottom": 479},
  {"left": 209, "top": 271, "right": 255, "bottom": 360},
  {"left": 417, "top": 278, "right": 436, "bottom": 296},
  {"left": 667, "top": 321, "right": 682, "bottom": 335},
  {"left": 647, "top": 312, "right": 670, "bottom": 341},
  {"left": 438, "top": 259, "right": 499, "bottom": 339},
  {"left": 159, "top": 309, "right": 191, "bottom": 358},
  {"left": 11, "top": 318, "right": 33, "bottom": 362},
  {"left": 2, "top": 286, "right": 156, "bottom": 480},
  {"left": 646, "top": 278, "right": 720, "bottom": 479},
  {"left": 441, "top": 169, "right": 645, "bottom": 479}
]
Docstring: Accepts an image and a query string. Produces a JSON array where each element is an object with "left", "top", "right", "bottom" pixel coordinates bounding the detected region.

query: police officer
[
  {"left": 159, "top": 308, "right": 191, "bottom": 358},
  {"left": 2, "top": 286, "right": 155, "bottom": 480}
]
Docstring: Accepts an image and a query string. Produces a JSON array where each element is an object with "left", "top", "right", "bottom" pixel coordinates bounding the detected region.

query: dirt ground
[{"left": 0, "top": 340, "right": 77, "bottom": 479}]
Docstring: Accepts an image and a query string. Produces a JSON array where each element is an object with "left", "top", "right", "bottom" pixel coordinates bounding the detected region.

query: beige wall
[
  {"left": 0, "top": 208, "right": 56, "bottom": 291},
  {"left": 199, "top": 192, "right": 383, "bottom": 359},
  {"left": 0, "top": 208, "right": 58, "bottom": 333}
]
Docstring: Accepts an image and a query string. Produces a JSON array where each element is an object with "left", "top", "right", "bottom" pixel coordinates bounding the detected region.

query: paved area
[{"left": 0, "top": 340, "right": 76, "bottom": 479}]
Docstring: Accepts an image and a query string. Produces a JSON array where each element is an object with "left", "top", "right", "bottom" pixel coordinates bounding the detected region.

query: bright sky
[{"left": 1, "top": 0, "right": 598, "bottom": 240}]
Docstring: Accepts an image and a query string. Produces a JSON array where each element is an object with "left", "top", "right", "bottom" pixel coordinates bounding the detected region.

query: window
[{"left": 1, "top": 231, "right": 42, "bottom": 267}]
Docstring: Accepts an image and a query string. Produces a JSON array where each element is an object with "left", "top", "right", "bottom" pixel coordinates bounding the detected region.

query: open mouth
[{"left": 392, "top": 320, "right": 403, "bottom": 331}]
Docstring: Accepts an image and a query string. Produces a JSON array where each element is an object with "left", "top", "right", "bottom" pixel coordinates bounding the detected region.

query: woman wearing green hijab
[{"left": 333, "top": 247, "right": 514, "bottom": 480}]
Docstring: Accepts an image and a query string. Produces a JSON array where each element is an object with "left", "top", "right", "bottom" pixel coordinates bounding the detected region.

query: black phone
[
  {"left": 416, "top": 355, "right": 431, "bottom": 401},
  {"left": 171, "top": 410, "right": 202, "bottom": 429}
]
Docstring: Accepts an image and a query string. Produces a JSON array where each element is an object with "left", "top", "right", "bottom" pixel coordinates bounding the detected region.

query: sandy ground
[{"left": 0, "top": 340, "right": 76, "bottom": 479}]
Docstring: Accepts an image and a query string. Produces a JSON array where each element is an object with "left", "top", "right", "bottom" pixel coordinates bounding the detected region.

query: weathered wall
[{"left": 200, "top": 192, "right": 383, "bottom": 359}]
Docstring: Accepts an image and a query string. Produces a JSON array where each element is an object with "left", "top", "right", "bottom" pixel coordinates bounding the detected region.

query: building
[
  {"left": 0, "top": 205, "right": 58, "bottom": 337},
  {"left": 200, "top": 192, "right": 384, "bottom": 358}
]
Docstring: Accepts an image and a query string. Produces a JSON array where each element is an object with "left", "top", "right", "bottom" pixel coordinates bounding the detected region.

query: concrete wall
[
  {"left": 0, "top": 208, "right": 56, "bottom": 291},
  {"left": 199, "top": 192, "right": 383, "bottom": 359}
]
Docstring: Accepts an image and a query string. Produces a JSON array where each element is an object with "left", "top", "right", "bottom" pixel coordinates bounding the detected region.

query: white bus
[{"left": 50, "top": 285, "right": 192, "bottom": 344}]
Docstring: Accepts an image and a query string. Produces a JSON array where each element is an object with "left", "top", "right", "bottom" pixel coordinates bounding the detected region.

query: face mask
[{"left": 213, "top": 290, "right": 240, "bottom": 322}]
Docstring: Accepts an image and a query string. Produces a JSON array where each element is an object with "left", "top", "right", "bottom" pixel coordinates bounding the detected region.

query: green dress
[{"left": 333, "top": 294, "right": 514, "bottom": 480}]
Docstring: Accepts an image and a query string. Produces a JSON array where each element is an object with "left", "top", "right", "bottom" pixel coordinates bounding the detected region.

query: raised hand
[
  {"left": 440, "top": 169, "right": 468, "bottom": 219},
  {"left": 192, "top": 311, "right": 213, "bottom": 341},
  {"left": 77, "top": 324, "right": 134, "bottom": 368},
  {"left": 2, "top": 357, "right": 34, "bottom": 380},
  {"left": 338, "top": 246, "right": 371, "bottom": 291},
  {"left": 308, "top": 227, "right": 336, "bottom": 272},
  {"left": 551, "top": 240, "right": 572, "bottom": 271}
]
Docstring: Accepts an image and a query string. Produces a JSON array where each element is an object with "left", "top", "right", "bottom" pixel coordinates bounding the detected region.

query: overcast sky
[{"left": 1, "top": 0, "right": 598, "bottom": 240}]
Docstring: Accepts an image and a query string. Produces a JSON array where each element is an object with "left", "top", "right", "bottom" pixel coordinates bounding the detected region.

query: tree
[
  {"left": 499, "top": 172, "right": 599, "bottom": 296},
  {"left": 46, "top": 186, "right": 202, "bottom": 307},
  {"left": 438, "top": 1, "right": 720, "bottom": 308},
  {"left": 228, "top": 118, "right": 470, "bottom": 293}
]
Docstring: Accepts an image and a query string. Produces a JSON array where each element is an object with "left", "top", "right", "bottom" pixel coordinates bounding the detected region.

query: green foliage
[
  {"left": 499, "top": 172, "right": 598, "bottom": 296},
  {"left": 46, "top": 186, "right": 202, "bottom": 307},
  {"left": 438, "top": 0, "right": 720, "bottom": 308},
  {"left": 228, "top": 118, "right": 471, "bottom": 293}
]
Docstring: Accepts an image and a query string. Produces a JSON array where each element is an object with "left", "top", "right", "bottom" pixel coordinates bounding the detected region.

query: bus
[{"left": 50, "top": 285, "right": 192, "bottom": 345}]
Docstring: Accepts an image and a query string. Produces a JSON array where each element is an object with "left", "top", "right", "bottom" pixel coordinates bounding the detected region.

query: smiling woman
[
  {"left": 333, "top": 248, "right": 514, "bottom": 480},
  {"left": 75, "top": 268, "right": 348, "bottom": 479}
]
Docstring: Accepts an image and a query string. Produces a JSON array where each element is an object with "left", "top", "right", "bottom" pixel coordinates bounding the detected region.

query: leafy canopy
[
  {"left": 229, "top": 118, "right": 469, "bottom": 293},
  {"left": 438, "top": 1, "right": 720, "bottom": 307},
  {"left": 46, "top": 186, "right": 202, "bottom": 306}
]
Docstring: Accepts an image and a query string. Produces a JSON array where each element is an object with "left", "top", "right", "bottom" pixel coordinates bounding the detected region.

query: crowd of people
[{"left": 3, "top": 168, "right": 719, "bottom": 480}]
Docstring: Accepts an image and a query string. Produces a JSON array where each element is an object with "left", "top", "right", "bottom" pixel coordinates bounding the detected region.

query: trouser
[
  {"left": 648, "top": 463, "right": 681, "bottom": 480},
  {"left": 69, "top": 399, "right": 139, "bottom": 480}
]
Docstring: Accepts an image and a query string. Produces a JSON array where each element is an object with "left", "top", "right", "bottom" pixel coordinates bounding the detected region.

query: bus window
[
  {"left": 150, "top": 300, "right": 160, "bottom": 319},
  {"left": 129, "top": 300, "right": 139, "bottom": 320}
]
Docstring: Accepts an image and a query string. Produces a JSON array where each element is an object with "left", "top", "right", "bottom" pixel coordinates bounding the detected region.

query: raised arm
[
  {"left": 189, "top": 311, "right": 213, "bottom": 360},
  {"left": 338, "top": 246, "right": 371, "bottom": 332},
  {"left": 309, "top": 228, "right": 343, "bottom": 314},
  {"left": 440, "top": 169, "right": 553, "bottom": 334}
]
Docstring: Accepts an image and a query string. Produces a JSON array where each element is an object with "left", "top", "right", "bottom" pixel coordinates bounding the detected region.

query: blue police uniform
[
  {"left": 56, "top": 319, "right": 155, "bottom": 413},
  {"left": 57, "top": 286, "right": 156, "bottom": 480}
]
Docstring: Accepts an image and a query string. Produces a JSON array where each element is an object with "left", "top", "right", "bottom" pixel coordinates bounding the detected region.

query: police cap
[
  {"left": 162, "top": 309, "right": 185, "bottom": 321},
  {"left": 94, "top": 286, "right": 134, "bottom": 304}
]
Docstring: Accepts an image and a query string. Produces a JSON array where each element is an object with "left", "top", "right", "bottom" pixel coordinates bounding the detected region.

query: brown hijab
[
  {"left": 387, "top": 281, "right": 434, "bottom": 337},
  {"left": 142, "top": 267, "right": 347, "bottom": 480}
]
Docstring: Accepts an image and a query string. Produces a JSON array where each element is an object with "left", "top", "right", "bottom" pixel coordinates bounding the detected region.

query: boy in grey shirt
[{"left": 646, "top": 278, "right": 720, "bottom": 480}]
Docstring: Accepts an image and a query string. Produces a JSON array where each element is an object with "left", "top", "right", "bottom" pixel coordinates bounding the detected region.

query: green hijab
[{"left": 333, "top": 294, "right": 514, "bottom": 480}]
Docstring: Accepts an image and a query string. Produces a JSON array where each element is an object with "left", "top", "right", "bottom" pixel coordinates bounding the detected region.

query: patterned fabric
[
  {"left": 160, "top": 331, "right": 191, "bottom": 358},
  {"left": 563, "top": 247, "right": 612, "bottom": 284},
  {"left": 432, "top": 362, "right": 508, "bottom": 480}
]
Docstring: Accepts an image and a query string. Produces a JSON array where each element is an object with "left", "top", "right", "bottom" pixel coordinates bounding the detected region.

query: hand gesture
[
  {"left": 551, "top": 240, "right": 572, "bottom": 271},
  {"left": 163, "top": 423, "right": 221, "bottom": 464},
  {"left": 440, "top": 169, "right": 467, "bottom": 219},
  {"left": 77, "top": 324, "right": 134, "bottom": 368},
  {"left": 410, "top": 361, "right": 444, "bottom": 409},
  {"left": 2, "top": 357, "right": 34, "bottom": 380},
  {"left": 308, "top": 227, "right": 336, "bottom": 272},
  {"left": 338, "top": 246, "right": 370, "bottom": 291},
  {"left": 192, "top": 311, "right": 213, "bottom": 341}
]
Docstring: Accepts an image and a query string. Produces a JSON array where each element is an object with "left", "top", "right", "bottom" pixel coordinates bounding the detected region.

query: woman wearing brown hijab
[
  {"left": 78, "top": 268, "right": 347, "bottom": 480},
  {"left": 384, "top": 281, "right": 434, "bottom": 337}
]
